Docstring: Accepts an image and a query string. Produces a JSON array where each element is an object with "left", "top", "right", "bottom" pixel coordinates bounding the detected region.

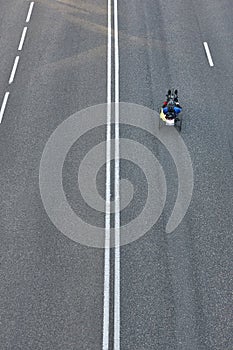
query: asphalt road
[{"left": 0, "top": 1, "right": 233, "bottom": 349}]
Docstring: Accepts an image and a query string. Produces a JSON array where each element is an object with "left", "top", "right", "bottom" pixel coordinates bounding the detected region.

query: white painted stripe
[
  {"left": 18, "top": 27, "right": 28, "bottom": 51},
  {"left": 203, "top": 42, "right": 214, "bottom": 67},
  {"left": 26, "top": 2, "right": 34, "bottom": 23},
  {"left": 102, "top": 0, "right": 111, "bottom": 349},
  {"left": 0, "top": 92, "right": 10, "bottom": 124},
  {"left": 9, "top": 56, "right": 20, "bottom": 84},
  {"left": 114, "top": 0, "right": 120, "bottom": 349}
]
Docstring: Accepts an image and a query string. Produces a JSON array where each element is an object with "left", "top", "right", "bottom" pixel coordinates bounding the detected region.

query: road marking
[
  {"left": 114, "top": 0, "right": 120, "bottom": 349},
  {"left": 102, "top": 0, "right": 112, "bottom": 349},
  {"left": 103, "top": 1, "right": 121, "bottom": 349},
  {"left": 18, "top": 27, "right": 28, "bottom": 51},
  {"left": 26, "top": 2, "right": 34, "bottom": 23},
  {"left": 0, "top": 92, "right": 10, "bottom": 123},
  {"left": 203, "top": 42, "right": 214, "bottom": 67},
  {"left": 9, "top": 56, "right": 20, "bottom": 84},
  {"left": 1, "top": 2, "right": 34, "bottom": 123}
]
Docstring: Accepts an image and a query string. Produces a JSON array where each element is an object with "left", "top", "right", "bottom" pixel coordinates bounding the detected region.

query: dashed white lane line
[
  {"left": 26, "top": 2, "right": 34, "bottom": 23},
  {"left": 114, "top": 0, "right": 120, "bottom": 349},
  {"left": 9, "top": 56, "right": 20, "bottom": 84},
  {"left": 18, "top": 27, "right": 28, "bottom": 51},
  {"left": 203, "top": 42, "right": 214, "bottom": 67},
  {"left": 0, "top": 92, "right": 10, "bottom": 124},
  {"left": 102, "top": 0, "right": 112, "bottom": 349},
  {"left": 0, "top": 2, "right": 34, "bottom": 124}
]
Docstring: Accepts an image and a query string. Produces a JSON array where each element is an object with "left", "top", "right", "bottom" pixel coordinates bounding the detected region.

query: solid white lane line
[
  {"left": 26, "top": 2, "right": 34, "bottom": 23},
  {"left": 203, "top": 42, "right": 214, "bottom": 67},
  {"left": 0, "top": 92, "right": 10, "bottom": 123},
  {"left": 9, "top": 56, "right": 20, "bottom": 84},
  {"left": 114, "top": 0, "right": 120, "bottom": 349},
  {"left": 102, "top": 0, "right": 112, "bottom": 349},
  {"left": 18, "top": 27, "right": 28, "bottom": 51}
]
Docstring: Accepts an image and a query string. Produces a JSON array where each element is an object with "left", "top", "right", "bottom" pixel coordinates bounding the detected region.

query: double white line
[{"left": 103, "top": 0, "right": 120, "bottom": 349}]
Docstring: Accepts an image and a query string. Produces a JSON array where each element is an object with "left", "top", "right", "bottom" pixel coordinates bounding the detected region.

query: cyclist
[{"left": 162, "top": 90, "right": 182, "bottom": 116}]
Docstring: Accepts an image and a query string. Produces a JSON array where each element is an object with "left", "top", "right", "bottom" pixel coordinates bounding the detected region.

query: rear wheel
[{"left": 175, "top": 116, "right": 182, "bottom": 132}]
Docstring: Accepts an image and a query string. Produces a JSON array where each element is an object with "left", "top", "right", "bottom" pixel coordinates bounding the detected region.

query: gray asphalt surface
[
  {"left": 1, "top": 0, "right": 233, "bottom": 349},
  {"left": 0, "top": 1, "right": 107, "bottom": 349},
  {"left": 119, "top": 1, "right": 233, "bottom": 349}
]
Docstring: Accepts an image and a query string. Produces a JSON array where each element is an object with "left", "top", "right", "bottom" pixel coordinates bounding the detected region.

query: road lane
[
  {"left": 0, "top": 2, "right": 34, "bottom": 122},
  {"left": 0, "top": 0, "right": 32, "bottom": 119},
  {"left": 191, "top": 0, "right": 233, "bottom": 76},
  {"left": 0, "top": 0, "right": 28, "bottom": 87},
  {"left": 0, "top": 1, "right": 108, "bottom": 349},
  {"left": 118, "top": 0, "right": 233, "bottom": 349}
]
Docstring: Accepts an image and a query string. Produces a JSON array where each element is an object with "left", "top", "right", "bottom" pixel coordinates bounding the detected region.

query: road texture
[
  {"left": 119, "top": 1, "right": 233, "bottom": 349},
  {"left": 0, "top": 0, "right": 233, "bottom": 349}
]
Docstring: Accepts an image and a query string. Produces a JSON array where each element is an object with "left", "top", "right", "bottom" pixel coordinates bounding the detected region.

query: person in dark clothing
[{"left": 162, "top": 90, "right": 182, "bottom": 116}]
